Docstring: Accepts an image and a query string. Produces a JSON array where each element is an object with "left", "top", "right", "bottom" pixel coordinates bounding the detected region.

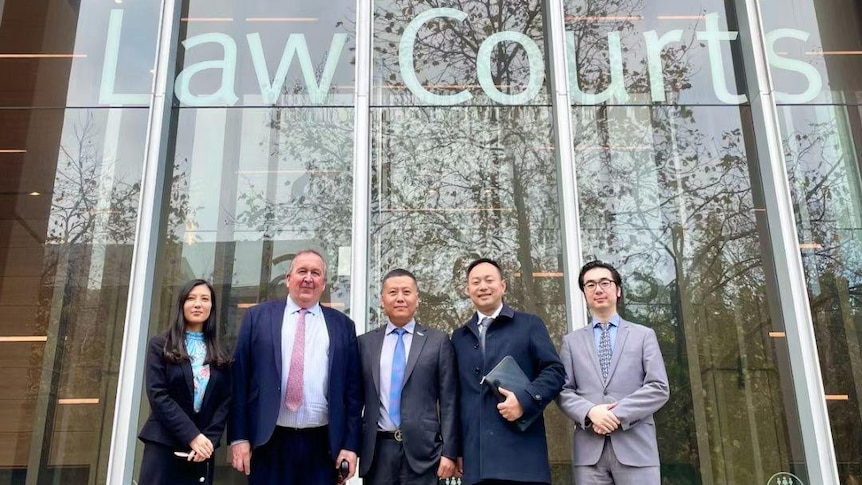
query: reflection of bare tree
[
  {"left": 369, "top": 0, "right": 571, "bottom": 335},
  {"left": 368, "top": 106, "right": 561, "bottom": 335},
  {"left": 228, "top": 108, "right": 354, "bottom": 297},
  {"left": 26, "top": 110, "right": 143, "bottom": 483},
  {"left": 375, "top": 0, "right": 548, "bottom": 104},
  {"left": 781, "top": 112, "right": 862, "bottom": 479},
  {"left": 572, "top": 102, "right": 812, "bottom": 485},
  {"left": 47, "top": 112, "right": 138, "bottom": 251}
]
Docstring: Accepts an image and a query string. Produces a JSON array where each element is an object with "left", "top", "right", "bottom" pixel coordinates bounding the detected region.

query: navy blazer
[
  {"left": 451, "top": 304, "right": 565, "bottom": 484},
  {"left": 228, "top": 299, "right": 362, "bottom": 459},
  {"left": 138, "top": 333, "right": 232, "bottom": 449}
]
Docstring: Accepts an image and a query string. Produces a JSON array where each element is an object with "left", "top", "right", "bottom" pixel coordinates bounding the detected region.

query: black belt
[
  {"left": 275, "top": 425, "right": 328, "bottom": 435},
  {"left": 377, "top": 430, "right": 403, "bottom": 442}
]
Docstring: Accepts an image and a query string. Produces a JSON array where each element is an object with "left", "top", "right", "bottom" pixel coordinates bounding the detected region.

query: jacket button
[
  {"left": 474, "top": 367, "right": 480, "bottom": 375},
  {"left": 534, "top": 394, "right": 541, "bottom": 400},
  {"left": 603, "top": 390, "right": 608, "bottom": 395},
  {"left": 474, "top": 344, "right": 479, "bottom": 349}
]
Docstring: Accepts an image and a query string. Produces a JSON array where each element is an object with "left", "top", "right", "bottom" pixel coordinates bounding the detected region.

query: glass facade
[{"left": 0, "top": 0, "right": 859, "bottom": 484}]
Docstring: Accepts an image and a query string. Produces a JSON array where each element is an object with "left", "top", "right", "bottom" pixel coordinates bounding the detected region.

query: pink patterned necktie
[{"left": 285, "top": 308, "right": 308, "bottom": 411}]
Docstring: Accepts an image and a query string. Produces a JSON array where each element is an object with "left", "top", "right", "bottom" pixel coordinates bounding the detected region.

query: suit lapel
[
  {"left": 370, "top": 326, "right": 386, "bottom": 394},
  {"left": 322, "top": 306, "right": 335, "bottom": 374},
  {"left": 180, "top": 360, "right": 195, "bottom": 403},
  {"left": 465, "top": 314, "right": 481, "bottom": 342},
  {"left": 580, "top": 326, "right": 603, "bottom": 383},
  {"left": 271, "top": 302, "right": 287, "bottom": 379},
  {"left": 606, "top": 320, "right": 629, "bottom": 384},
  {"left": 199, "top": 364, "right": 217, "bottom": 410},
  {"left": 404, "top": 324, "right": 428, "bottom": 385}
]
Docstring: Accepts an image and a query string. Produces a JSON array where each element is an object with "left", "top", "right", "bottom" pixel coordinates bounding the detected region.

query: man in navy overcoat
[{"left": 451, "top": 258, "right": 565, "bottom": 485}]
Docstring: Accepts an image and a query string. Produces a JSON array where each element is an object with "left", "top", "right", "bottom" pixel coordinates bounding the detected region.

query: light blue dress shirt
[{"left": 591, "top": 313, "right": 620, "bottom": 353}]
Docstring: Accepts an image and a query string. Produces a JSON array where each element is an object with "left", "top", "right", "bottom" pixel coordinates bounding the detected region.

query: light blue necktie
[{"left": 389, "top": 328, "right": 407, "bottom": 427}]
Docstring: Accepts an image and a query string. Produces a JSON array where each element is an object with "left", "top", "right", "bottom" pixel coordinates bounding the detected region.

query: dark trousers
[
  {"left": 249, "top": 425, "right": 336, "bottom": 485},
  {"left": 365, "top": 435, "right": 438, "bottom": 485},
  {"left": 138, "top": 440, "right": 213, "bottom": 485}
]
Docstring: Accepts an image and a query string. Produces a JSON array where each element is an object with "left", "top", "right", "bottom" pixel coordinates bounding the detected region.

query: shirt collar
[
  {"left": 591, "top": 313, "right": 620, "bottom": 328},
  {"left": 476, "top": 304, "right": 504, "bottom": 322},
  {"left": 386, "top": 319, "right": 416, "bottom": 335},
  {"left": 286, "top": 295, "right": 321, "bottom": 316}
]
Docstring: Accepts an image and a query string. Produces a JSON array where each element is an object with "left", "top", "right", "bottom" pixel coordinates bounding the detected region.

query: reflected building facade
[{"left": 0, "top": 0, "right": 860, "bottom": 484}]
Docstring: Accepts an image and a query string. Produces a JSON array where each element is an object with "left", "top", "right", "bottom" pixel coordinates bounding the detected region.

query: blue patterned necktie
[
  {"left": 389, "top": 328, "right": 407, "bottom": 427},
  {"left": 599, "top": 323, "right": 612, "bottom": 382}
]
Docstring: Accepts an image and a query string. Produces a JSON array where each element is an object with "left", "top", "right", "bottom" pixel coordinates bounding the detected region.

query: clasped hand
[
  {"left": 587, "top": 403, "right": 620, "bottom": 435},
  {"left": 184, "top": 433, "right": 213, "bottom": 462}
]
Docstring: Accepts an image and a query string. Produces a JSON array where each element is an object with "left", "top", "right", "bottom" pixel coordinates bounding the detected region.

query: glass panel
[
  {"left": 566, "top": 1, "right": 811, "bottom": 484},
  {"left": 777, "top": 104, "right": 862, "bottom": 481},
  {"left": 572, "top": 103, "right": 810, "bottom": 484},
  {"left": 174, "top": 0, "right": 356, "bottom": 107},
  {"left": 573, "top": 102, "right": 806, "bottom": 484},
  {"left": 135, "top": 104, "right": 355, "bottom": 484},
  {"left": 0, "top": 107, "right": 147, "bottom": 483},
  {"left": 370, "top": 0, "right": 569, "bottom": 481},
  {"left": 0, "top": 0, "right": 159, "bottom": 108},
  {"left": 761, "top": 0, "right": 862, "bottom": 105},
  {"left": 765, "top": 0, "right": 862, "bottom": 481}
]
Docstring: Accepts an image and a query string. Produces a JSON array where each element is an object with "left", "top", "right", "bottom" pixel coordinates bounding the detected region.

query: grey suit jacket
[
  {"left": 358, "top": 322, "right": 458, "bottom": 476},
  {"left": 557, "top": 318, "right": 669, "bottom": 467}
]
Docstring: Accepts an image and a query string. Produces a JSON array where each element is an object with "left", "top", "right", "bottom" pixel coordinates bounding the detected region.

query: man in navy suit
[
  {"left": 451, "top": 258, "right": 565, "bottom": 485},
  {"left": 229, "top": 249, "right": 362, "bottom": 485}
]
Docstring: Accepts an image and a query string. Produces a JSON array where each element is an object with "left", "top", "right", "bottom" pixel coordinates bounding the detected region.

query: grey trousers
[{"left": 573, "top": 438, "right": 660, "bottom": 485}]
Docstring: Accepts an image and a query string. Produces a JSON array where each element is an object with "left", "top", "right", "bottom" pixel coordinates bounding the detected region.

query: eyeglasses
[{"left": 583, "top": 279, "right": 615, "bottom": 292}]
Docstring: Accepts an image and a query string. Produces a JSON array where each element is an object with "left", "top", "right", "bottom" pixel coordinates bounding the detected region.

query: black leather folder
[{"left": 481, "top": 355, "right": 536, "bottom": 432}]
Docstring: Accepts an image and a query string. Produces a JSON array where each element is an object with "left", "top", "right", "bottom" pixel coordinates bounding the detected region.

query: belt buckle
[{"left": 394, "top": 429, "right": 403, "bottom": 442}]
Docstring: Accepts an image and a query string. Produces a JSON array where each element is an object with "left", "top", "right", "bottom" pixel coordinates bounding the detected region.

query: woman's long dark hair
[{"left": 162, "top": 279, "right": 232, "bottom": 367}]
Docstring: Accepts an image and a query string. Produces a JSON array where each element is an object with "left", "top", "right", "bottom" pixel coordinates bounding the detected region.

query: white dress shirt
[
  {"left": 277, "top": 296, "right": 330, "bottom": 428},
  {"left": 476, "top": 304, "right": 503, "bottom": 329},
  {"left": 377, "top": 319, "right": 416, "bottom": 431}
]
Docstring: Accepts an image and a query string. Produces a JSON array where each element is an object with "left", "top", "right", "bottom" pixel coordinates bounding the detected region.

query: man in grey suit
[
  {"left": 358, "top": 268, "right": 458, "bottom": 485},
  {"left": 558, "top": 260, "right": 669, "bottom": 485}
]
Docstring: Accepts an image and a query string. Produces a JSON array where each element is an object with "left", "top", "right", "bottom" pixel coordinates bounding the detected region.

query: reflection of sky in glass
[
  {"left": 169, "top": 106, "right": 354, "bottom": 282},
  {"left": 760, "top": 0, "right": 862, "bottom": 104},
  {"left": 66, "top": 1, "right": 160, "bottom": 106},
  {"left": 178, "top": 0, "right": 356, "bottom": 106}
]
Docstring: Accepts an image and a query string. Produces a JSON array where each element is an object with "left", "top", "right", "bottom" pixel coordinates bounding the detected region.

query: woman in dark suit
[{"left": 138, "top": 279, "right": 232, "bottom": 485}]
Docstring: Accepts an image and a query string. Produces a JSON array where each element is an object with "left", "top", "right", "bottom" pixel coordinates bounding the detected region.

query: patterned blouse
[{"left": 185, "top": 331, "right": 210, "bottom": 413}]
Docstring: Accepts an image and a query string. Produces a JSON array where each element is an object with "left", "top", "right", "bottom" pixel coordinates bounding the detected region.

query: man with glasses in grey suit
[{"left": 558, "top": 260, "right": 669, "bottom": 485}]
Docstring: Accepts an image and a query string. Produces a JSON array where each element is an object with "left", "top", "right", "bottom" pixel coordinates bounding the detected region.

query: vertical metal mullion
[
  {"left": 545, "top": 0, "right": 587, "bottom": 331},
  {"left": 350, "top": 0, "right": 373, "bottom": 338},
  {"left": 105, "top": 0, "right": 181, "bottom": 482},
  {"left": 733, "top": 1, "right": 839, "bottom": 483}
]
